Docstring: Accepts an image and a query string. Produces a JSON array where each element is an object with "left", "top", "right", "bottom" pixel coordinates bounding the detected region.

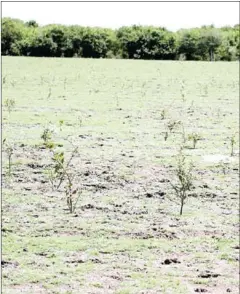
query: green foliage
[
  {"left": 4, "top": 142, "right": 14, "bottom": 177},
  {"left": 2, "top": 17, "right": 239, "bottom": 60},
  {"left": 188, "top": 132, "right": 202, "bottom": 149},
  {"left": 177, "top": 28, "right": 202, "bottom": 60},
  {"left": 41, "top": 127, "right": 53, "bottom": 145},
  {"left": 4, "top": 98, "right": 16, "bottom": 114},
  {"left": 1, "top": 18, "right": 26, "bottom": 55},
  {"left": 117, "top": 25, "right": 177, "bottom": 60},
  {"left": 59, "top": 120, "right": 64, "bottom": 131},
  {"left": 171, "top": 152, "right": 194, "bottom": 215},
  {"left": 230, "top": 134, "right": 236, "bottom": 156},
  {"left": 198, "top": 28, "right": 222, "bottom": 61},
  {"left": 45, "top": 144, "right": 80, "bottom": 213},
  {"left": 25, "top": 20, "right": 38, "bottom": 28},
  {"left": 52, "top": 151, "right": 64, "bottom": 175}
]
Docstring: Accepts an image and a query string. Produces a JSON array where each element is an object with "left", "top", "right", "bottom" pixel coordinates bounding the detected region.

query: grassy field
[{"left": 2, "top": 57, "right": 239, "bottom": 294}]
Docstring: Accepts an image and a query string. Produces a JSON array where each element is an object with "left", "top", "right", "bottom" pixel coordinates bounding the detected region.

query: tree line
[{"left": 2, "top": 17, "right": 239, "bottom": 61}]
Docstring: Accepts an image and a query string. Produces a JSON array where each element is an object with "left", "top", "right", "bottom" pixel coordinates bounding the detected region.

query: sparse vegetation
[{"left": 2, "top": 57, "right": 238, "bottom": 293}]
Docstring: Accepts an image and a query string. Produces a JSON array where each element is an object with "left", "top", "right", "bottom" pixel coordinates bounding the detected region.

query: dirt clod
[
  {"left": 195, "top": 288, "right": 208, "bottom": 293},
  {"left": 162, "top": 258, "right": 180, "bottom": 265}
]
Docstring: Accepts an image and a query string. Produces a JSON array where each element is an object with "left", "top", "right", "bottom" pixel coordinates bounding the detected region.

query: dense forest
[{"left": 2, "top": 17, "right": 239, "bottom": 61}]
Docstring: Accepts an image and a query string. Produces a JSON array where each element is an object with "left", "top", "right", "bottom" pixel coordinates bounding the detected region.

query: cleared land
[{"left": 2, "top": 57, "right": 239, "bottom": 294}]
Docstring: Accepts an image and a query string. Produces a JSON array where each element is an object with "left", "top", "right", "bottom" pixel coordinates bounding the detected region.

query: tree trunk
[{"left": 210, "top": 49, "right": 214, "bottom": 61}]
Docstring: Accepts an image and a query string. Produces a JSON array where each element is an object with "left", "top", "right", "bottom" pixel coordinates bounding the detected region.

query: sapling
[
  {"left": 47, "top": 146, "right": 80, "bottom": 212},
  {"left": 171, "top": 152, "right": 194, "bottom": 216},
  {"left": 65, "top": 173, "right": 81, "bottom": 213},
  {"left": 56, "top": 147, "right": 78, "bottom": 190},
  {"left": 164, "top": 120, "right": 181, "bottom": 141},
  {"left": 41, "top": 127, "right": 53, "bottom": 146},
  {"left": 59, "top": 120, "right": 64, "bottom": 131},
  {"left": 52, "top": 151, "right": 64, "bottom": 177},
  {"left": 5, "top": 144, "right": 14, "bottom": 177},
  {"left": 160, "top": 109, "right": 167, "bottom": 120},
  {"left": 4, "top": 98, "right": 16, "bottom": 114},
  {"left": 44, "top": 150, "right": 64, "bottom": 190},
  {"left": 44, "top": 169, "right": 56, "bottom": 191},
  {"left": 188, "top": 133, "right": 202, "bottom": 149},
  {"left": 230, "top": 134, "right": 236, "bottom": 156}
]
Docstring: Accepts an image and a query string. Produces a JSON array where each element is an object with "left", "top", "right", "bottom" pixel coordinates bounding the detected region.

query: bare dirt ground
[{"left": 2, "top": 57, "right": 239, "bottom": 293}]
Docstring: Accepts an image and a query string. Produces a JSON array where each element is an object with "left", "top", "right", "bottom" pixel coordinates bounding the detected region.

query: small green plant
[
  {"left": 188, "top": 132, "right": 202, "bottom": 149},
  {"left": 41, "top": 127, "right": 53, "bottom": 145},
  {"left": 45, "top": 150, "right": 64, "bottom": 190},
  {"left": 52, "top": 151, "right": 65, "bottom": 176},
  {"left": 171, "top": 151, "right": 194, "bottom": 216},
  {"left": 160, "top": 109, "right": 167, "bottom": 120},
  {"left": 164, "top": 120, "right": 181, "bottom": 141},
  {"left": 4, "top": 98, "right": 16, "bottom": 114},
  {"left": 44, "top": 169, "right": 56, "bottom": 191},
  {"left": 51, "top": 146, "right": 80, "bottom": 213},
  {"left": 45, "top": 142, "right": 55, "bottom": 149},
  {"left": 59, "top": 120, "right": 64, "bottom": 131},
  {"left": 5, "top": 143, "right": 14, "bottom": 177},
  {"left": 56, "top": 147, "right": 78, "bottom": 190},
  {"left": 65, "top": 172, "right": 81, "bottom": 214},
  {"left": 230, "top": 134, "right": 236, "bottom": 156}
]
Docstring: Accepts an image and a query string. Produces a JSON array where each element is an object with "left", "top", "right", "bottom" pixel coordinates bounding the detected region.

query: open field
[{"left": 2, "top": 57, "right": 239, "bottom": 294}]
